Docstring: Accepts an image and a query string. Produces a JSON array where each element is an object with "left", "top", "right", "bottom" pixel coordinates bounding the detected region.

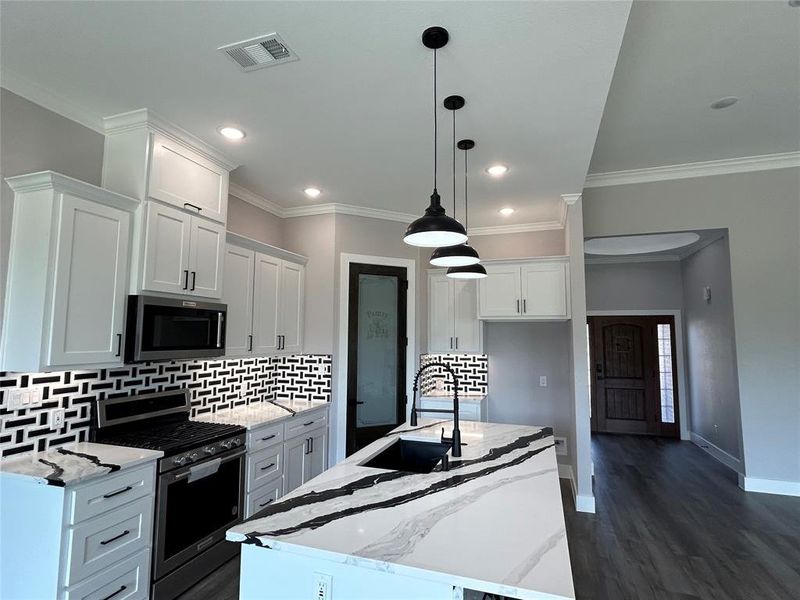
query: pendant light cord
[
  {"left": 433, "top": 49, "right": 438, "bottom": 192},
  {"left": 464, "top": 147, "right": 469, "bottom": 234},
  {"left": 452, "top": 109, "right": 457, "bottom": 218}
]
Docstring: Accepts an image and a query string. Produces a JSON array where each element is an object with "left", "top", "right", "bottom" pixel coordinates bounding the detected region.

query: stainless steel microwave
[{"left": 125, "top": 295, "right": 226, "bottom": 363}]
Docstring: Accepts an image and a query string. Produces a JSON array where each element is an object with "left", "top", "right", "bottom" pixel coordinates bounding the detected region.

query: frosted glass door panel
[{"left": 356, "top": 274, "right": 399, "bottom": 428}]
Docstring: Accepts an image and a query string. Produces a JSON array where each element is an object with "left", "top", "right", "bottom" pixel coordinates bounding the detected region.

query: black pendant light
[
  {"left": 403, "top": 27, "right": 468, "bottom": 248},
  {"left": 447, "top": 139, "right": 487, "bottom": 279},
  {"left": 430, "top": 96, "right": 481, "bottom": 267}
]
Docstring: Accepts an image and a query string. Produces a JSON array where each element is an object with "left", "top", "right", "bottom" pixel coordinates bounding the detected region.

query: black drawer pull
[
  {"left": 260, "top": 463, "right": 276, "bottom": 471},
  {"left": 101, "top": 585, "right": 127, "bottom": 600},
  {"left": 261, "top": 434, "right": 276, "bottom": 441},
  {"left": 258, "top": 499, "right": 275, "bottom": 507},
  {"left": 183, "top": 202, "right": 202, "bottom": 212},
  {"left": 100, "top": 529, "right": 130, "bottom": 546},
  {"left": 103, "top": 485, "right": 133, "bottom": 499},
  {"left": 303, "top": 421, "right": 314, "bottom": 427}
]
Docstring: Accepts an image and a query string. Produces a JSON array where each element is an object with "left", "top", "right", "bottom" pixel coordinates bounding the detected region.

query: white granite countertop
[
  {"left": 193, "top": 399, "right": 328, "bottom": 430},
  {"left": 420, "top": 391, "right": 487, "bottom": 402},
  {"left": 227, "top": 419, "right": 573, "bottom": 599},
  {"left": 0, "top": 442, "right": 163, "bottom": 487}
]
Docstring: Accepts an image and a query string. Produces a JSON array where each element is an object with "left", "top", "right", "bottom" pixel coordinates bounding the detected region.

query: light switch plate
[
  {"left": 539, "top": 376, "right": 548, "bottom": 387},
  {"left": 51, "top": 408, "right": 65, "bottom": 430},
  {"left": 554, "top": 436, "right": 567, "bottom": 456}
]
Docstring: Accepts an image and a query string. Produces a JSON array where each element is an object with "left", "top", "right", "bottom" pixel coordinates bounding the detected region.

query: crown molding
[
  {"left": 103, "top": 108, "right": 238, "bottom": 171},
  {"left": 469, "top": 220, "right": 564, "bottom": 236},
  {"left": 229, "top": 183, "right": 285, "bottom": 217},
  {"left": 584, "top": 254, "right": 681, "bottom": 265},
  {"left": 560, "top": 193, "right": 582, "bottom": 205},
  {"left": 283, "top": 203, "right": 417, "bottom": 223},
  {"left": 584, "top": 152, "right": 800, "bottom": 188},
  {"left": 5, "top": 170, "right": 139, "bottom": 209},
  {"left": 1, "top": 69, "right": 105, "bottom": 133}
]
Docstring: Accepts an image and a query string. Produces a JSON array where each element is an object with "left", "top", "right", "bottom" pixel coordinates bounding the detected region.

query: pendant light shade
[
  {"left": 447, "top": 263, "right": 487, "bottom": 279},
  {"left": 431, "top": 243, "right": 480, "bottom": 266},
  {"left": 403, "top": 27, "right": 467, "bottom": 249}
]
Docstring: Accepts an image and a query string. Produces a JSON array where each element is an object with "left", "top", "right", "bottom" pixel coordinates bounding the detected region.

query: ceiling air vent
[{"left": 218, "top": 33, "right": 299, "bottom": 72}]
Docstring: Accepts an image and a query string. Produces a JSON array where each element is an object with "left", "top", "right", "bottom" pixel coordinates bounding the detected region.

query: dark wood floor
[{"left": 179, "top": 434, "right": 800, "bottom": 600}]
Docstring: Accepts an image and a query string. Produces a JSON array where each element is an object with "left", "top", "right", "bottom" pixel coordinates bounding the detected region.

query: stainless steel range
[{"left": 92, "top": 389, "right": 246, "bottom": 600}]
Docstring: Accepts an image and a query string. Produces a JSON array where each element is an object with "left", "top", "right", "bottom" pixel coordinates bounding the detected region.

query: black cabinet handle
[
  {"left": 260, "top": 462, "right": 276, "bottom": 471},
  {"left": 516, "top": 299, "right": 520, "bottom": 313},
  {"left": 258, "top": 499, "right": 274, "bottom": 508},
  {"left": 303, "top": 421, "right": 314, "bottom": 427},
  {"left": 248, "top": 334, "right": 253, "bottom": 352},
  {"left": 455, "top": 337, "right": 459, "bottom": 350},
  {"left": 450, "top": 337, "right": 453, "bottom": 349},
  {"left": 260, "top": 434, "right": 275, "bottom": 441},
  {"left": 183, "top": 202, "right": 202, "bottom": 212},
  {"left": 309, "top": 436, "right": 314, "bottom": 454},
  {"left": 190, "top": 271, "right": 196, "bottom": 291},
  {"left": 523, "top": 299, "right": 527, "bottom": 313},
  {"left": 103, "top": 485, "right": 132, "bottom": 499},
  {"left": 101, "top": 585, "right": 127, "bottom": 600},
  {"left": 115, "top": 334, "right": 122, "bottom": 357},
  {"left": 100, "top": 529, "right": 130, "bottom": 546},
  {"left": 183, "top": 269, "right": 189, "bottom": 290}
]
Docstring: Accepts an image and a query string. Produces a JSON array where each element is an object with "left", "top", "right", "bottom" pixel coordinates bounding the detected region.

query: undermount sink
[{"left": 360, "top": 438, "right": 451, "bottom": 474}]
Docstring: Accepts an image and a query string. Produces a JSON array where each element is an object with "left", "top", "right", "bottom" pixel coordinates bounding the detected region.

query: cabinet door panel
[
  {"left": 305, "top": 428, "right": 327, "bottom": 482},
  {"left": 521, "top": 262, "right": 569, "bottom": 318},
  {"left": 148, "top": 133, "right": 228, "bottom": 223},
  {"left": 142, "top": 203, "right": 190, "bottom": 294},
  {"left": 428, "top": 272, "right": 454, "bottom": 352},
  {"left": 49, "top": 194, "right": 130, "bottom": 366},
  {"left": 283, "top": 436, "right": 307, "bottom": 495},
  {"left": 478, "top": 265, "right": 521, "bottom": 318},
  {"left": 223, "top": 245, "right": 255, "bottom": 357},
  {"left": 279, "top": 261, "right": 304, "bottom": 354},
  {"left": 453, "top": 279, "right": 481, "bottom": 352},
  {"left": 188, "top": 218, "right": 224, "bottom": 298},
  {"left": 252, "top": 253, "right": 281, "bottom": 354}
]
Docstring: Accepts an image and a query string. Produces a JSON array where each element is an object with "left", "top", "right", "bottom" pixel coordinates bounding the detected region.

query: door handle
[
  {"left": 523, "top": 299, "right": 527, "bottom": 313},
  {"left": 216, "top": 313, "right": 223, "bottom": 348},
  {"left": 309, "top": 436, "right": 314, "bottom": 454},
  {"left": 450, "top": 337, "right": 453, "bottom": 349},
  {"left": 115, "top": 333, "right": 122, "bottom": 357},
  {"left": 516, "top": 299, "right": 520, "bottom": 313},
  {"left": 455, "top": 337, "right": 459, "bottom": 350},
  {"left": 190, "top": 271, "right": 196, "bottom": 291},
  {"left": 248, "top": 334, "right": 253, "bottom": 352},
  {"left": 183, "top": 269, "right": 189, "bottom": 290},
  {"left": 305, "top": 438, "right": 310, "bottom": 455},
  {"left": 183, "top": 202, "right": 202, "bottom": 212}
]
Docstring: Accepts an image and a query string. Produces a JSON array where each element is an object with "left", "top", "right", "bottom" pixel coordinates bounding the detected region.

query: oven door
[
  {"left": 153, "top": 447, "right": 245, "bottom": 581},
  {"left": 126, "top": 295, "right": 226, "bottom": 362}
]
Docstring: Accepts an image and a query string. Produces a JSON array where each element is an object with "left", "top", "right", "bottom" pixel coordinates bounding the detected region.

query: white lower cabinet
[
  {"left": 244, "top": 407, "right": 329, "bottom": 510},
  {"left": 63, "top": 549, "right": 150, "bottom": 600}
]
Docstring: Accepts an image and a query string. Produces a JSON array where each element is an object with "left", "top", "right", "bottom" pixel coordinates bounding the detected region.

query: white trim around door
[
  {"left": 587, "top": 309, "right": 690, "bottom": 441},
  {"left": 335, "top": 253, "right": 417, "bottom": 464}
]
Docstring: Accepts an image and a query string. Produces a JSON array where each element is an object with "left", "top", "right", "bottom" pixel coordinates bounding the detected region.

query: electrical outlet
[
  {"left": 29, "top": 387, "right": 42, "bottom": 405},
  {"left": 314, "top": 572, "right": 332, "bottom": 600},
  {"left": 554, "top": 436, "right": 568, "bottom": 456},
  {"left": 7, "top": 390, "right": 24, "bottom": 410},
  {"left": 51, "top": 408, "right": 65, "bottom": 430},
  {"left": 315, "top": 364, "right": 327, "bottom": 376},
  {"left": 539, "top": 376, "right": 548, "bottom": 387}
]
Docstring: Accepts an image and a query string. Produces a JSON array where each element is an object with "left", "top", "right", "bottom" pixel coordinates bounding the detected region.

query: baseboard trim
[
  {"left": 738, "top": 474, "right": 800, "bottom": 497},
  {"left": 690, "top": 432, "right": 742, "bottom": 473},
  {"left": 558, "top": 463, "right": 596, "bottom": 513},
  {"left": 575, "top": 494, "right": 596, "bottom": 513}
]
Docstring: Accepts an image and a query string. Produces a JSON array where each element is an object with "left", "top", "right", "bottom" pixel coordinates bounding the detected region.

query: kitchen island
[{"left": 227, "top": 419, "right": 574, "bottom": 599}]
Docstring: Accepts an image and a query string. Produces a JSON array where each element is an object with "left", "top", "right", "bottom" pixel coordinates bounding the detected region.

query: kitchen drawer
[
  {"left": 247, "top": 422, "right": 284, "bottom": 453},
  {"left": 246, "top": 444, "right": 282, "bottom": 492},
  {"left": 65, "top": 496, "right": 153, "bottom": 586},
  {"left": 284, "top": 408, "right": 328, "bottom": 440},
  {"left": 67, "top": 464, "right": 155, "bottom": 525},
  {"left": 245, "top": 476, "right": 282, "bottom": 518},
  {"left": 63, "top": 548, "right": 149, "bottom": 600}
]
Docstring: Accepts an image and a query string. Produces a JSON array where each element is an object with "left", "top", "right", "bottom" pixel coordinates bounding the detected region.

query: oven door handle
[
  {"left": 167, "top": 447, "right": 246, "bottom": 483},
  {"left": 216, "top": 313, "right": 224, "bottom": 348}
]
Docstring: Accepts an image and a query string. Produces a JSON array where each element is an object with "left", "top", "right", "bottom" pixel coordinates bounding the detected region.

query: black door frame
[{"left": 346, "top": 263, "right": 408, "bottom": 456}]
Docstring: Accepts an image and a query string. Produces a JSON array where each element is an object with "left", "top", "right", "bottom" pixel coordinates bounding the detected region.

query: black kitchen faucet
[{"left": 409, "top": 362, "right": 462, "bottom": 457}]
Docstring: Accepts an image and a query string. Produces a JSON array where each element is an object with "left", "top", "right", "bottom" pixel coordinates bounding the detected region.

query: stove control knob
[
  {"left": 204, "top": 446, "right": 216, "bottom": 455},
  {"left": 220, "top": 440, "right": 233, "bottom": 450},
  {"left": 173, "top": 456, "right": 187, "bottom": 466},
  {"left": 189, "top": 452, "right": 199, "bottom": 462},
  {"left": 233, "top": 438, "right": 242, "bottom": 447}
]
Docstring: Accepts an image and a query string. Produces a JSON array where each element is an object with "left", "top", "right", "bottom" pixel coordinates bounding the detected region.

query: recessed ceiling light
[
  {"left": 304, "top": 187, "right": 321, "bottom": 198},
  {"left": 585, "top": 232, "right": 701, "bottom": 255},
  {"left": 499, "top": 207, "right": 515, "bottom": 216},
  {"left": 217, "top": 126, "right": 245, "bottom": 140},
  {"left": 487, "top": 165, "right": 508, "bottom": 177},
  {"left": 710, "top": 96, "right": 739, "bottom": 110}
]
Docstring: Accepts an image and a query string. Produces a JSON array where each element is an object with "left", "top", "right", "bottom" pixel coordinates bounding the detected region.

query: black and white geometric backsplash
[
  {"left": 419, "top": 353, "right": 488, "bottom": 395},
  {"left": 0, "top": 354, "right": 331, "bottom": 458}
]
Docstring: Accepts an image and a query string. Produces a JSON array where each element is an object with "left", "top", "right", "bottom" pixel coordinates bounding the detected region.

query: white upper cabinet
[
  {"left": 0, "top": 172, "right": 138, "bottom": 372},
  {"left": 102, "top": 109, "right": 236, "bottom": 225},
  {"left": 478, "top": 258, "right": 570, "bottom": 320},
  {"left": 148, "top": 133, "right": 228, "bottom": 223},
  {"left": 223, "top": 233, "right": 307, "bottom": 358},
  {"left": 427, "top": 271, "right": 482, "bottom": 353},
  {"left": 140, "top": 202, "right": 224, "bottom": 298}
]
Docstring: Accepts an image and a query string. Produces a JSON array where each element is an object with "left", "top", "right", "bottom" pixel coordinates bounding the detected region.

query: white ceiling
[
  {"left": 0, "top": 1, "right": 631, "bottom": 228},
  {"left": 589, "top": 0, "right": 800, "bottom": 174}
]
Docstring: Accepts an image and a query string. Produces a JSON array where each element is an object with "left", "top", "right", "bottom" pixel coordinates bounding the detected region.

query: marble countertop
[
  {"left": 227, "top": 419, "right": 573, "bottom": 599},
  {"left": 0, "top": 442, "right": 163, "bottom": 487},
  {"left": 193, "top": 399, "right": 328, "bottom": 430},
  {"left": 420, "top": 391, "right": 487, "bottom": 401}
]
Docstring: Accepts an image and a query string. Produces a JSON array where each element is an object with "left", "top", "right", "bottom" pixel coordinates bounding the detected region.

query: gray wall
[
  {"left": 227, "top": 195, "right": 284, "bottom": 247},
  {"left": 471, "top": 229, "right": 565, "bottom": 259},
  {"left": 586, "top": 261, "right": 683, "bottom": 311},
  {"left": 583, "top": 168, "right": 800, "bottom": 484},
  {"left": 485, "top": 322, "right": 573, "bottom": 465},
  {"left": 682, "top": 236, "right": 742, "bottom": 461},
  {"left": 0, "top": 88, "right": 105, "bottom": 337}
]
